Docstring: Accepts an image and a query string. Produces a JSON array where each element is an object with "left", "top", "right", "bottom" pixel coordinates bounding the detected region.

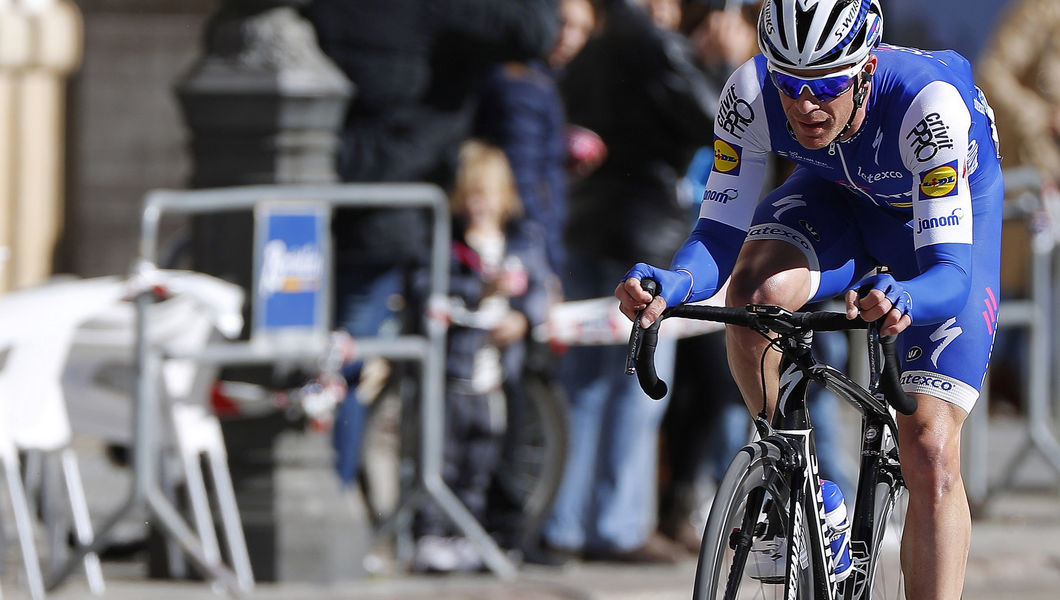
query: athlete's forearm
[
  {"left": 669, "top": 218, "right": 746, "bottom": 303},
  {"left": 902, "top": 243, "right": 973, "bottom": 324}
]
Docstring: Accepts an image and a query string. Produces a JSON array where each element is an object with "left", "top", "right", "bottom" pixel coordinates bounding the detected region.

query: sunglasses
[{"left": 768, "top": 61, "right": 866, "bottom": 102}]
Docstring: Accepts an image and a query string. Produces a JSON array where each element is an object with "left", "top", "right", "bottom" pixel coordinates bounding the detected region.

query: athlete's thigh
[{"left": 747, "top": 168, "right": 877, "bottom": 304}]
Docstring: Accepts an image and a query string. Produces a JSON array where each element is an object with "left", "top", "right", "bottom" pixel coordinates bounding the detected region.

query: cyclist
[{"left": 615, "top": 1, "right": 1002, "bottom": 598}]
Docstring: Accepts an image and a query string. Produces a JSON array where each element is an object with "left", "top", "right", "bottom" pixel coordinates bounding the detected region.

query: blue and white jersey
[
  {"left": 663, "top": 44, "right": 1006, "bottom": 410},
  {"left": 687, "top": 44, "right": 1002, "bottom": 304}
]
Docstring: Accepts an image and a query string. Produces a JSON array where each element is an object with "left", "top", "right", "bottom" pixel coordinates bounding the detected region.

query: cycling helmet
[{"left": 758, "top": 0, "right": 883, "bottom": 70}]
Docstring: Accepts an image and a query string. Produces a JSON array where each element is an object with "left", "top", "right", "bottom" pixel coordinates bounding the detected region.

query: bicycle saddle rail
[{"left": 625, "top": 281, "right": 916, "bottom": 415}]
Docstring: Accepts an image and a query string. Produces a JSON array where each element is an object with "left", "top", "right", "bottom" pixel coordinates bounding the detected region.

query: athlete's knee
[
  {"left": 726, "top": 264, "right": 808, "bottom": 308},
  {"left": 899, "top": 402, "right": 965, "bottom": 500},
  {"left": 725, "top": 241, "right": 811, "bottom": 309}
]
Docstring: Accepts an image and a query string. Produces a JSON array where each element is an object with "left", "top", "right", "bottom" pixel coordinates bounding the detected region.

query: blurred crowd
[{"left": 298, "top": 0, "right": 1060, "bottom": 575}]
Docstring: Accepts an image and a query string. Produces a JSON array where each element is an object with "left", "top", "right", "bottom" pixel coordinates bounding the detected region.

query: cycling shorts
[{"left": 744, "top": 168, "right": 1003, "bottom": 413}]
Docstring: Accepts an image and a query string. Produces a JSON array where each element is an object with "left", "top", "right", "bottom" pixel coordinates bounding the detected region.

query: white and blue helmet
[{"left": 758, "top": 0, "right": 883, "bottom": 70}]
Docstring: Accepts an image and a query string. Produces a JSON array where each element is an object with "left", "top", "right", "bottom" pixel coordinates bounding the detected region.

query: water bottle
[{"left": 820, "top": 479, "right": 852, "bottom": 581}]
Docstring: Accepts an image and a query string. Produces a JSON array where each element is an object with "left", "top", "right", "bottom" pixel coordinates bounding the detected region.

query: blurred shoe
[
  {"left": 583, "top": 532, "right": 682, "bottom": 564},
  {"left": 520, "top": 538, "right": 575, "bottom": 567},
  {"left": 411, "top": 535, "right": 461, "bottom": 573},
  {"left": 746, "top": 537, "right": 786, "bottom": 583},
  {"left": 658, "top": 484, "right": 708, "bottom": 556},
  {"left": 450, "top": 537, "right": 484, "bottom": 572},
  {"left": 667, "top": 520, "right": 703, "bottom": 555}
]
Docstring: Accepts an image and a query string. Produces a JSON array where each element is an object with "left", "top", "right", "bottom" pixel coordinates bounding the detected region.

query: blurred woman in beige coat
[{"left": 977, "top": 0, "right": 1060, "bottom": 186}]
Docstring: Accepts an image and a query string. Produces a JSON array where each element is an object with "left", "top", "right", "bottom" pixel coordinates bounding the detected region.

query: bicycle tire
[
  {"left": 859, "top": 481, "right": 907, "bottom": 600},
  {"left": 694, "top": 444, "right": 815, "bottom": 600},
  {"left": 357, "top": 367, "right": 570, "bottom": 538},
  {"left": 857, "top": 421, "right": 906, "bottom": 600},
  {"left": 358, "top": 378, "right": 418, "bottom": 528},
  {"left": 494, "top": 368, "right": 570, "bottom": 542}
]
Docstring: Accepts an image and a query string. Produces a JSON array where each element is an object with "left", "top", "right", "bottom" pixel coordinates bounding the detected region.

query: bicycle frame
[
  {"left": 763, "top": 324, "right": 905, "bottom": 600},
  {"left": 627, "top": 294, "right": 914, "bottom": 600}
]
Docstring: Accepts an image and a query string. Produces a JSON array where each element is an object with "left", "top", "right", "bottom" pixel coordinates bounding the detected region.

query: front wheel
[
  {"left": 694, "top": 445, "right": 814, "bottom": 600},
  {"left": 862, "top": 483, "right": 907, "bottom": 600}
]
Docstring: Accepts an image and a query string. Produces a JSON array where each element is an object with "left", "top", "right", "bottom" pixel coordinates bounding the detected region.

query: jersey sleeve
[
  {"left": 670, "top": 59, "right": 772, "bottom": 302},
  {"left": 896, "top": 80, "right": 974, "bottom": 323}
]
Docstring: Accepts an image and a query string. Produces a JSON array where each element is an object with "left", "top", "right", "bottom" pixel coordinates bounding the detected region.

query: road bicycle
[
  {"left": 627, "top": 280, "right": 916, "bottom": 599},
  {"left": 357, "top": 343, "right": 570, "bottom": 562}
]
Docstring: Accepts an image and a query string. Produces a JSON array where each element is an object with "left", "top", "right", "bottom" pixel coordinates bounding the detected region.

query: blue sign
[{"left": 253, "top": 202, "right": 331, "bottom": 339}]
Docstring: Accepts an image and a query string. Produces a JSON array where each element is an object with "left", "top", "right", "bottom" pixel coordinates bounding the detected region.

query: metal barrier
[
  {"left": 52, "top": 183, "right": 518, "bottom": 593},
  {"left": 964, "top": 167, "right": 1060, "bottom": 510}
]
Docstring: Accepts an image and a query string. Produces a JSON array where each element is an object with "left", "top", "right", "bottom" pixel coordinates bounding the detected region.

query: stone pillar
[
  {"left": 0, "top": 0, "right": 82, "bottom": 292},
  {"left": 175, "top": 0, "right": 352, "bottom": 292},
  {"left": 172, "top": 0, "right": 354, "bottom": 582}
]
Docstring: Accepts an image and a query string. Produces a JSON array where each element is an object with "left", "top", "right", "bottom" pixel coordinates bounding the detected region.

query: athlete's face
[{"left": 777, "top": 56, "right": 876, "bottom": 150}]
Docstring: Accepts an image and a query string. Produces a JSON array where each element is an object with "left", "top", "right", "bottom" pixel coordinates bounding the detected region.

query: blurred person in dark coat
[
  {"left": 303, "top": 0, "right": 558, "bottom": 488},
  {"left": 475, "top": 0, "right": 598, "bottom": 283},
  {"left": 470, "top": 0, "right": 598, "bottom": 561},
  {"left": 541, "top": 0, "right": 718, "bottom": 563}
]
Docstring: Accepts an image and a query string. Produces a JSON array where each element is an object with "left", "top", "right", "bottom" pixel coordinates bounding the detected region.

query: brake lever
[{"left": 624, "top": 278, "right": 659, "bottom": 375}]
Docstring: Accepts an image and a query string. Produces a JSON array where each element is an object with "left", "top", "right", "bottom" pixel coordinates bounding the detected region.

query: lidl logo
[
  {"left": 713, "top": 138, "right": 742, "bottom": 176},
  {"left": 919, "top": 160, "right": 959, "bottom": 199}
]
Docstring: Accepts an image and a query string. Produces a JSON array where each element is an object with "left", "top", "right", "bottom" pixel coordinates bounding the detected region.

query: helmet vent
[
  {"left": 795, "top": 4, "right": 819, "bottom": 56},
  {"left": 772, "top": 0, "right": 790, "bottom": 51}
]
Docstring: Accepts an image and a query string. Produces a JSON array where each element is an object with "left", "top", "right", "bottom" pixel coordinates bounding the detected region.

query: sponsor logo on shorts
[
  {"left": 929, "top": 317, "right": 962, "bottom": 367},
  {"left": 746, "top": 224, "right": 812, "bottom": 252},
  {"left": 900, "top": 369, "right": 978, "bottom": 412},
  {"left": 900, "top": 373, "right": 957, "bottom": 392},
  {"left": 919, "top": 160, "right": 959, "bottom": 199},
  {"left": 713, "top": 138, "right": 742, "bottom": 175}
]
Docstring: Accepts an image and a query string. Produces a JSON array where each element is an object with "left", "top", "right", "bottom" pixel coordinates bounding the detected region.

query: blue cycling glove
[
  {"left": 851, "top": 273, "right": 913, "bottom": 320},
  {"left": 622, "top": 263, "right": 694, "bottom": 310}
]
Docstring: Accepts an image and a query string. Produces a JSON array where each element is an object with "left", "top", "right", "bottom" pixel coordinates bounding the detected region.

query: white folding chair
[
  {"left": 63, "top": 270, "right": 253, "bottom": 591},
  {"left": 0, "top": 277, "right": 123, "bottom": 597}
]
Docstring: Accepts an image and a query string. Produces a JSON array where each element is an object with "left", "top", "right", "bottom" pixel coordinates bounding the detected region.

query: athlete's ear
[{"left": 864, "top": 54, "right": 878, "bottom": 77}]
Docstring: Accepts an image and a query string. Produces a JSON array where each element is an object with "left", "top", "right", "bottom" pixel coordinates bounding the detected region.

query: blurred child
[{"left": 412, "top": 140, "right": 550, "bottom": 573}]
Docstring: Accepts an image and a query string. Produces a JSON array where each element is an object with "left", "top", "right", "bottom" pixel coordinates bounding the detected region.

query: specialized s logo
[
  {"left": 717, "top": 85, "right": 754, "bottom": 139},
  {"left": 713, "top": 138, "right": 742, "bottom": 175},
  {"left": 928, "top": 318, "right": 962, "bottom": 367},
  {"left": 906, "top": 112, "right": 954, "bottom": 162},
  {"left": 872, "top": 128, "right": 884, "bottom": 165},
  {"left": 919, "top": 160, "right": 959, "bottom": 199}
]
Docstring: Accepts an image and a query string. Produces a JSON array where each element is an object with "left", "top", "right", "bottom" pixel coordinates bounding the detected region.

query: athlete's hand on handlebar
[
  {"left": 615, "top": 263, "right": 693, "bottom": 328},
  {"left": 845, "top": 273, "right": 912, "bottom": 337}
]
